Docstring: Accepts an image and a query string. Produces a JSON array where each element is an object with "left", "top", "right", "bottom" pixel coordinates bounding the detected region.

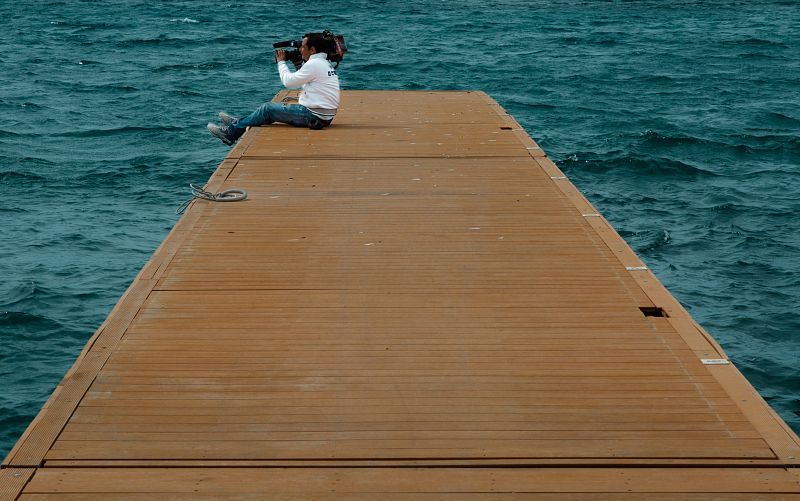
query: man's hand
[{"left": 275, "top": 49, "right": 286, "bottom": 62}]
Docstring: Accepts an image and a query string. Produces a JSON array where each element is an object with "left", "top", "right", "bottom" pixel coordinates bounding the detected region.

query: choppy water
[{"left": 1, "top": 0, "right": 798, "bottom": 456}]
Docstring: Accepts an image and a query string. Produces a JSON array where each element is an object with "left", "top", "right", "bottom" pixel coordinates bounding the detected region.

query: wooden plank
[
  {"left": 16, "top": 493, "right": 800, "bottom": 500},
  {"left": 69, "top": 407, "right": 749, "bottom": 421},
  {"left": 21, "top": 467, "right": 800, "bottom": 494},
  {"left": 56, "top": 430, "right": 766, "bottom": 441},
  {"left": 43, "top": 439, "right": 776, "bottom": 460},
  {"left": 38, "top": 458, "right": 788, "bottom": 468},
  {"left": 242, "top": 124, "right": 530, "bottom": 159},
  {"left": 228, "top": 158, "right": 557, "bottom": 194},
  {"left": 15, "top": 492, "right": 791, "bottom": 501},
  {"left": 85, "top": 380, "right": 725, "bottom": 391},
  {"left": 63, "top": 420, "right": 757, "bottom": 433}
]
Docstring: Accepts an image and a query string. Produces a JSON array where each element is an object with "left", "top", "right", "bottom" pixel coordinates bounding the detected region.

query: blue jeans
[{"left": 225, "top": 102, "right": 329, "bottom": 142}]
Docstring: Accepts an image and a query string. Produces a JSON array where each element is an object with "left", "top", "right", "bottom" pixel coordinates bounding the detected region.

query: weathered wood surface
[{"left": 2, "top": 90, "right": 799, "bottom": 499}]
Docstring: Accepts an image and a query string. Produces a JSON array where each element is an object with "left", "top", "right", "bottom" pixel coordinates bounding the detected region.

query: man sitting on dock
[{"left": 207, "top": 32, "right": 340, "bottom": 146}]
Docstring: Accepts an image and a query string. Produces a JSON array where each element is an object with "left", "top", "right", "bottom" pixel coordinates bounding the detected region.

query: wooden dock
[{"left": 2, "top": 90, "right": 799, "bottom": 498}]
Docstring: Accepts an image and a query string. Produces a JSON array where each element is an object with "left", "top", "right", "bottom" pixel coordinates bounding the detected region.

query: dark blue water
[{"left": 1, "top": 0, "right": 798, "bottom": 457}]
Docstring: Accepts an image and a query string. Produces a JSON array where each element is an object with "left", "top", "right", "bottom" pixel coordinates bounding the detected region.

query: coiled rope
[{"left": 176, "top": 183, "right": 248, "bottom": 214}]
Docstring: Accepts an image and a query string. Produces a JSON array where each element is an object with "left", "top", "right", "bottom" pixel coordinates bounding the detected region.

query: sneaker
[
  {"left": 207, "top": 122, "right": 233, "bottom": 146},
  {"left": 218, "top": 111, "right": 236, "bottom": 126}
]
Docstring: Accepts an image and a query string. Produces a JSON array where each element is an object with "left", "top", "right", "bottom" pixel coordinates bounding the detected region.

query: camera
[
  {"left": 272, "top": 39, "right": 304, "bottom": 69},
  {"left": 273, "top": 30, "right": 347, "bottom": 69}
]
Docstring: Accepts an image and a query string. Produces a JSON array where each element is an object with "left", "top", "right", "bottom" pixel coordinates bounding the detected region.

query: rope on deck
[{"left": 176, "top": 183, "right": 247, "bottom": 214}]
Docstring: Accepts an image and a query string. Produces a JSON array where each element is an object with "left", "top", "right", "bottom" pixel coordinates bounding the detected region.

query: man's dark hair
[{"left": 304, "top": 32, "right": 335, "bottom": 55}]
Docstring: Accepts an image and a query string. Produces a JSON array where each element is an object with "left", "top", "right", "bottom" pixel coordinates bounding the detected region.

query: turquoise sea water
[{"left": 1, "top": 0, "right": 798, "bottom": 457}]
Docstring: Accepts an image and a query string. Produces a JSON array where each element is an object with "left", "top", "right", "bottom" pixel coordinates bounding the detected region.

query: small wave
[
  {"left": 620, "top": 228, "right": 671, "bottom": 253},
  {"left": 53, "top": 125, "right": 182, "bottom": 138},
  {"left": 637, "top": 130, "right": 705, "bottom": 147},
  {"left": 402, "top": 82, "right": 426, "bottom": 90},
  {"left": 596, "top": 38, "right": 618, "bottom": 46},
  {"left": 168, "top": 89, "right": 203, "bottom": 97},
  {"left": 727, "top": 133, "right": 799, "bottom": 155},
  {"left": 33, "top": 79, "right": 139, "bottom": 93},
  {"left": 47, "top": 20, "right": 116, "bottom": 31},
  {"left": 732, "top": 259, "right": 783, "bottom": 276},
  {"left": 0, "top": 207, "right": 27, "bottom": 214},
  {"left": 1, "top": 279, "right": 107, "bottom": 312},
  {"left": 0, "top": 311, "right": 61, "bottom": 330},
  {"left": 154, "top": 61, "right": 227, "bottom": 72},
  {"left": 122, "top": 153, "right": 172, "bottom": 166},
  {"left": 634, "top": 130, "right": 796, "bottom": 157},
  {"left": 700, "top": 203, "right": 749, "bottom": 218},
  {"left": 0, "top": 171, "right": 47, "bottom": 184},
  {"left": 447, "top": 21, "right": 495, "bottom": 32},
  {"left": 560, "top": 151, "right": 717, "bottom": 178},
  {"left": 19, "top": 101, "right": 48, "bottom": 110},
  {"left": 0, "top": 283, "right": 55, "bottom": 309},
  {"left": 722, "top": 38, "right": 788, "bottom": 49},
  {"left": 505, "top": 96, "right": 557, "bottom": 111},
  {"left": 114, "top": 35, "right": 198, "bottom": 47},
  {"left": 58, "top": 233, "right": 115, "bottom": 252},
  {"left": 73, "top": 156, "right": 186, "bottom": 186},
  {"left": 730, "top": 234, "right": 773, "bottom": 251},
  {"left": 101, "top": 84, "right": 139, "bottom": 92},
  {"left": 740, "top": 168, "right": 800, "bottom": 180},
  {"left": 641, "top": 74, "right": 677, "bottom": 84},
  {"left": 763, "top": 112, "right": 800, "bottom": 127},
  {"left": 737, "top": 52, "right": 775, "bottom": 60},
  {"left": 519, "top": 103, "right": 557, "bottom": 111},
  {"left": 353, "top": 62, "right": 405, "bottom": 71},
  {"left": 6, "top": 155, "right": 56, "bottom": 167},
  {"left": 170, "top": 17, "right": 200, "bottom": 24}
]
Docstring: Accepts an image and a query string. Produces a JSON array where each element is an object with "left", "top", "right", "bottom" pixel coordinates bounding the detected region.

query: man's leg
[{"left": 226, "top": 103, "right": 313, "bottom": 142}]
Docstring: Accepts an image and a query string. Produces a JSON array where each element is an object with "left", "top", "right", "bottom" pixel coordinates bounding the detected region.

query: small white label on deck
[{"left": 701, "top": 359, "right": 730, "bottom": 365}]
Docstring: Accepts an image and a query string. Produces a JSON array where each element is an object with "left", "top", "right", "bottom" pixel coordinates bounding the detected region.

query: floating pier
[{"left": 2, "top": 90, "right": 799, "bottom": 498}]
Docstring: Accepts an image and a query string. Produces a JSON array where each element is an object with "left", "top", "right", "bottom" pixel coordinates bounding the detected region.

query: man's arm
[{"left": 276, "top": 57, "right": 317, "bottom": 88}]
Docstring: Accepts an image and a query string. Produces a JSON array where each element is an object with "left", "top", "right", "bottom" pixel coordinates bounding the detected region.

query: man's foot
[
  {"left": 218, "top": 111, "right": 236, "bottom": 126},
  {"left": 207, "top": 123, "right": 233, "bottom": 146}
]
